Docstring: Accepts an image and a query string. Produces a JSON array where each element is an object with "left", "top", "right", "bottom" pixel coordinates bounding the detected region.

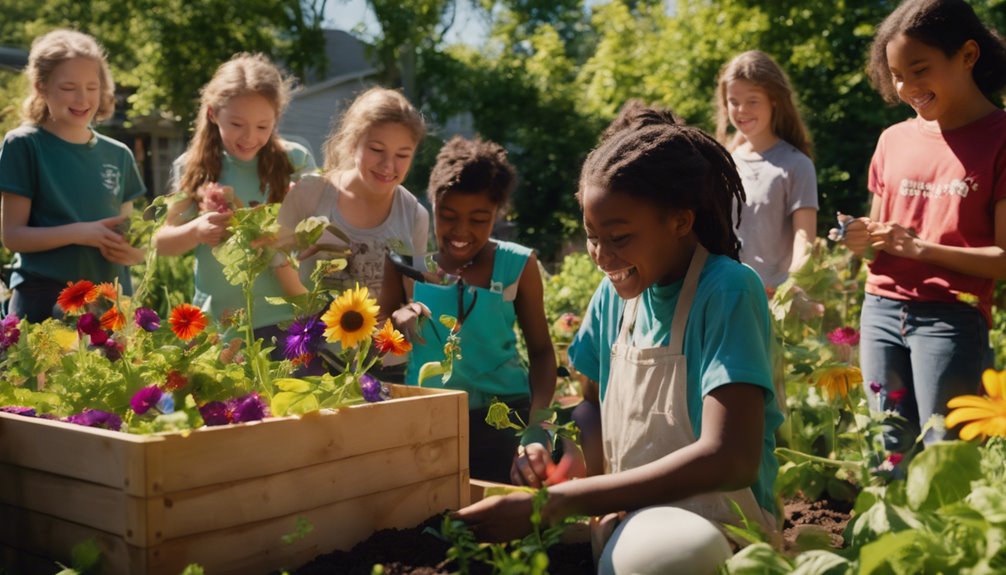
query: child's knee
[{"left": 598, "top": 506, "right": 731, "bottom": 575}]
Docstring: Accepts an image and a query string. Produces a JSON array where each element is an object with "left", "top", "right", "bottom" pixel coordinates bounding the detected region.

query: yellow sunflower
[
  {"left": 321, "top": 284, "right": 380, "bottom": 349},
  {"left": 946, "top": 369, "right": 1006, "bottom": 441},
  {"left": 814, "top": 365, "right": 863, "bottom": 400}
]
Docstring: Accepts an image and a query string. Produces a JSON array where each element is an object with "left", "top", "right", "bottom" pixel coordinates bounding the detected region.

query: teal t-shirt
[
  {"left": 0, "top": 125, "right": 146, "bottom": 288},
  {"left": 173, "top": 140, "right": 316, "bottom": 328},
  {"left": 568, "top": 252, "right": 782, "bottom": 512},
  {"left": 406, "top": 241, "right": 532, "bottom": 409}
]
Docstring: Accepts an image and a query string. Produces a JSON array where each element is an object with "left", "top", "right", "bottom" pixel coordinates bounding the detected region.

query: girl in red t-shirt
[{"left": 843, "top": 0, "right": 1006, "bottom": 444}]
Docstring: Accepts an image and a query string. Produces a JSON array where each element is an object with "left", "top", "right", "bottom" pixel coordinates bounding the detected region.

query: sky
[{"left": 324, "top": 0, "right": 490, "bottom": 46}]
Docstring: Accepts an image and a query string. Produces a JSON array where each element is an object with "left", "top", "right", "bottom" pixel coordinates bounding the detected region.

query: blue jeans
[{"left": 859, "top": 294, "right": 991, "bottom": 444}]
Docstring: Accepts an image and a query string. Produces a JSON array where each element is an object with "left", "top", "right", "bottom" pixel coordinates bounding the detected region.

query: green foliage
[{"left": 0, "top": 0, "right": 326, "bottom": 125}]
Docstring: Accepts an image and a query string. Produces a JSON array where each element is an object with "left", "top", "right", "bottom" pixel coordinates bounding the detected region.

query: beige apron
[{"left": 600, "top": 245, "right": 778, "bottom": 543}]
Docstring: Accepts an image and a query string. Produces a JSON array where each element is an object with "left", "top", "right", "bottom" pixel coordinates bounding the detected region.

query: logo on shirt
[
  {"left": 100, "top": 164, "right": 121, "bottom": 195},
  {"left": 898, "top": 176, "right": 978, "bottom": 199}
]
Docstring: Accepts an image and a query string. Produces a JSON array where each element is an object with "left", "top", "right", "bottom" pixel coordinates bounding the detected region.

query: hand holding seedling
[{"left": 191, "top": 211, "right": 233, "bottom": 247}]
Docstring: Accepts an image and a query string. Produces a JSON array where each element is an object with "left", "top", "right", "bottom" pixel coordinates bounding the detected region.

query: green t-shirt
[
  {"left": 569, "top": 252, "right": 783, "bottom": 512},
  {"left": 0, "top": 125, "right": 146, "bottom": 288},
  {"left": 172, "top": 140, "right": 316, "bottom": 329}
]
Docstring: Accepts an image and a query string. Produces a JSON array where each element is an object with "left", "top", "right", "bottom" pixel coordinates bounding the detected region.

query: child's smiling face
[
  {"left": 40, "top": 57, "right": 101, "bottom": 139},
  {"left": 581, "top": 185, "right": 694, "bottom": 299},
  {"left": 211, "top": 93, "right": 277, "bottom": 161},
  {"left": 435, "top": 190, "right": 498, "bottom": 269},
  {"left": 886, "top": 33, "right": 980, "bottom": 129}
]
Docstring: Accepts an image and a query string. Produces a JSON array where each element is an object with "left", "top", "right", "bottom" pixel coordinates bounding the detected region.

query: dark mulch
[
  {"left": 782, "top": 496, "right": 853, "bottom": 552},
  {"left": 292, "top": 515, "right": 594, "bottom": 575}
]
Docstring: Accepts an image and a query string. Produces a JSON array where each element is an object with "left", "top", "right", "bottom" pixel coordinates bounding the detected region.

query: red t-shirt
[{"left": 867, "top": 109, "right": 1006, "bottom": 324}]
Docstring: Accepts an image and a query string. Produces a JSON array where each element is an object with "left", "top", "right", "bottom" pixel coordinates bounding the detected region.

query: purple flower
[
  {"left": 227, "top": 392, "right": 269, "bottom": 423},
  {"left": 103, "top": 338, "right": 124, "bottom": 362},
  {"left": 1, "top": 406, "right": 36, "bottom": 417},
  {"left": 130, "top": 385, "right": 163, "bottom": 415},
  {"left": 65, "top": 409, "right": 123, "bottom": 431},
  {"left": 89, "top": 329, "right": 109, "bottom": 346},
  {"left": 0, "top": 315, "right": 20, "bottom": 350},
  {"left": 284, "top": 316, "right": 325, "bottom": 360},
  {"left": 869, "top": 381, "right": 883, "bottom": 394},
  {"left": 134, "top": 307, "right": 161, "bottom": 332},
  {"left": 77, "top": 312, "right": 101, "bottom": 335},
  {"left": 199, "top": 401, "right": 230, "bottom": 426},
  {"left": 360, "top": 374, "right": 387, "bottom": 403}
]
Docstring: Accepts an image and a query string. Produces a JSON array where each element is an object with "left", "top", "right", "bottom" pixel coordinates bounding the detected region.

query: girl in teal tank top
[{"left": 378, "top": 137, "right": 556, "bottom": 484}]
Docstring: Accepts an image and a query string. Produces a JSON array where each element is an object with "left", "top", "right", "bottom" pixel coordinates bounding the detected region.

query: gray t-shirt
[
  {"left": 733, "top": 141, "right": 818, "bottom": 288},
  {"left": 275, "top": 173, "right": 429, "bottom": 298}
]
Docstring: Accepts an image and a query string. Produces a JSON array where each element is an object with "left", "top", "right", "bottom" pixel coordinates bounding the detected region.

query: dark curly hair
[
  {"left": 427, "top": 136, "right": 516, "bottom": 208},
  {"left": 578, "top": 112, "right": 745, "bottom": 261},
  {"left": 598, "top": 99, "right": 682, "bottom": 143},
  {"left": 868, "top": 0, "right": 1006, "bottom": 104}
]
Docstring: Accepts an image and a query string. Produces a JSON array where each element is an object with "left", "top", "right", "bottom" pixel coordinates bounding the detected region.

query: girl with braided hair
[{"left": 456, "top": 109, "right": 782, "bottom": 574}]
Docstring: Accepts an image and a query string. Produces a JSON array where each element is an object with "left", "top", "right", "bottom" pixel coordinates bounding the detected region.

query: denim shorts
[{"left": 859, "top": 294, "right": 991, "bottom": 444}]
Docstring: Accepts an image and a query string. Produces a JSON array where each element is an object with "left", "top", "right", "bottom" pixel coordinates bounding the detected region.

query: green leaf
[
  {"left": 790, "top": 550, "right": 852, "bottom": 575},
  {"left": 906, "top": 441, "right": 981, "bottom": 511},
  {"left": 858, "top": 529, "right": 927, "bottom": 575},
  {"left": 848, "top": 502, "right": 920, "bottom": 549},
  {"left": 417, "top": 361, "right": 446, "bottom": 386},
  {"left": 723, "top": 542, "right": 792, "bottom": 574},
  {"left": 270, "top": 390, "right": 320, "bottom": 416}
]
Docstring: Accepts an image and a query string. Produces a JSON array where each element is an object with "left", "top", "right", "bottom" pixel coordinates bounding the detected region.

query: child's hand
[
  {"left": 192, "top": 211, "right": 233, "bottom": 247},
  {"left": 837, "top": 215, "right": 873, "bottom": 257},
  {"left": 452, "top": 491, "right": 536, "bottom": 543},
  {"left": 869, "top": 222, "right": 922, "bottom": 259},
  {"left": 391, "top": 301, "right": 430, "bottom": 345},
  {"left": 79, "top": 215, "right": 130, "bottom": 250},
  {"left": 101, "top": 241, "right": 145, "bottom": 265},
  {"left": 511, "top": 438, "right": 586, "bottom": 487}
]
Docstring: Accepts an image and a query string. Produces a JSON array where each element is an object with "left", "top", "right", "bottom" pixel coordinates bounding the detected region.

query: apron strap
[
  {"left": 668, "top": 245, "right": 707, "bottom": 355},
  {"left": 615, "top": 296, "right": 640, "bottom": 347}
]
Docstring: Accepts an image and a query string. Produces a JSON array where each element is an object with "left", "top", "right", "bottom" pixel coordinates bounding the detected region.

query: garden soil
[{"left": 293, "top": 497, "right": 852, "bottom": 574}]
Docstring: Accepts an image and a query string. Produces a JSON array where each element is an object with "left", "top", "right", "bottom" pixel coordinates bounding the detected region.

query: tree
[{"left": 0, "top": 0, "right": 328, "bottom": 126}]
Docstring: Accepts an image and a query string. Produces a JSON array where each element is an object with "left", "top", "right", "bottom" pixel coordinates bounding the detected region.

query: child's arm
[
  {"left": 274, "top": 263, "right": 308, "bottom": 297},
  {"left": 868, "top": 197, "right": 1006, "bottom": 279},
  {"left": 458, "top": 382, "right": 766, "bottom": 542},
  {"left": 1, "top": 192, "right": 130, "bottom": 254},
  {"left": 788, "top": 208, "right": 816, "bottom": 273},
  {"left": 153, "top": 195, "right": 232, "bottom": 256},
  {"left": 513, "top": 254, "right": 557, "bottom": 417}
]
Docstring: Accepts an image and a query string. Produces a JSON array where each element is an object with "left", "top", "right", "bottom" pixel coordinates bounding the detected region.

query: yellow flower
[
  {"left": 321, "top": 284, "right": 379, "bottom": 349},
  {"left": 946, "top": 369, "right": 1006, "bottom": 441},
  {"left": 52, "top": 326, "right": 79, "bottom": 351},
  {"left": 814, "top": 366, "right": 863, "bottom": 400}
]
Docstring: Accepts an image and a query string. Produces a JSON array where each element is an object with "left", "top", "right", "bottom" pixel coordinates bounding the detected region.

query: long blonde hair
[
  {"left": 22, "top": 29, "right": 116, "bottom": 125},
  {"left": 321, "top": 87, "right": 426, "bottom": 172},
  {"left": 714, "top": 50, "right": 813, "bottom": 159},
  {"left": 178, "top": 53, "right": 294, "bottom": 204}
]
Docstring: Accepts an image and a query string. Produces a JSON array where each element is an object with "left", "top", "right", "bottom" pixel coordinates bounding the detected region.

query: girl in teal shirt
[{"left": 379, "top": 136, "right": 556, "bottom": 484}]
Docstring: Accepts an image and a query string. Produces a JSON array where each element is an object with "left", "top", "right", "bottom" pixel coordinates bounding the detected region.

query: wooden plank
[
  {"left": 146, "top": 475, "right": 460, "bottom": 575},
  {"left": 0, "top": 462, "right": 136, "bottom": 539},
  {"left": 151, "top": 390, "right": 465, "bottom": 493},
  {"left": 457, "top": 392, "right": 471, "bottom": 507},
  {"left": 159, "top": 436, "right": 460, "bottom": 540},
  {"left": 0, "top": 413, "right": 154, "bottom": 496},
  {"left": 0, "top": 503, "right": 146, "bottom": 574}
]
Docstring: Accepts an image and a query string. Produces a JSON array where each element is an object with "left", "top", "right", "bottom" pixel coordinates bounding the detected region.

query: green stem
[
  {"left": 775, "top": 447, "right": 861, "bottom": 471},
  {"left": 244, "top": 285, "right": 267, "bottom": 393}
]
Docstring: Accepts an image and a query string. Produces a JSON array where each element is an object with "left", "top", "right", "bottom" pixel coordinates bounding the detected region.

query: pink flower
[
  {"left": 869, "top": 381, "right": 883, "bottom": 394},
  {"left": 888, "top": 388, "right": 907, "bottom": 404},
  {"left": 130, "top": 385, "right": 163, "bottom": 415},
  {"left": 886, "top": 453, "right": 904, "bottom": 467},
  {"left": 827, "top": 327, "right": 860, "bottom": 346}
]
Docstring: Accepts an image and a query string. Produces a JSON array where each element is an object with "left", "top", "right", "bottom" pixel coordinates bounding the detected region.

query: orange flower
[
  {"left": 169, "top": 304, "right": 208, "bottom": 341},
  {"left": 373, "top": 319, "right": 412, "bottom": 355},
  {"left": 100, "top": 307, "right": 126, "bottom": 331},
  {"left": 56, "top": 281, "right": 99, "bottom": 313},
  {"left": 95, "top": 282, "right": 118, "bottom": 301}
]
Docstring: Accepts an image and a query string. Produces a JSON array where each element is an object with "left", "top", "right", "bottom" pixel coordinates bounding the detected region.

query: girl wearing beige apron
[{"left": 596, "top": 245, "right": 779, "bottom": 575}]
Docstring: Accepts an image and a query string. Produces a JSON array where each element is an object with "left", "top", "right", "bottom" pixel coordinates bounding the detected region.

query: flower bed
[{"left": 0, "top": 384, "right": 469, "bottom": 575}]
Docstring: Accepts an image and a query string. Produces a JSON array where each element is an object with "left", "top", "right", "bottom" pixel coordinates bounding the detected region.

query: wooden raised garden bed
[{"left": 0, "top": 385, "right": 469, "bottom": 575}]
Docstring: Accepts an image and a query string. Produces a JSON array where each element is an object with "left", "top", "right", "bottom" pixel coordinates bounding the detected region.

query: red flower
[
  {"left": 886, "top": 453, "right": 904, "bottom": 467},
  {"left": 169, "top": 304, "right": 208, "bottom": 341},
  {"left": 888, "top": 388, "right": 907, "bottom": 404},
  {"left": 100, "top": 307, "right": 126, "bottom": 331},
  {"left": 827, "top": 327, "right": 860, "bottom": 346},
  {"left": 165, "top": 370, "right": 188, "bottom": 391},
  {"left": 57, "top": 281, "right": 99, "bottom": 313}
]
